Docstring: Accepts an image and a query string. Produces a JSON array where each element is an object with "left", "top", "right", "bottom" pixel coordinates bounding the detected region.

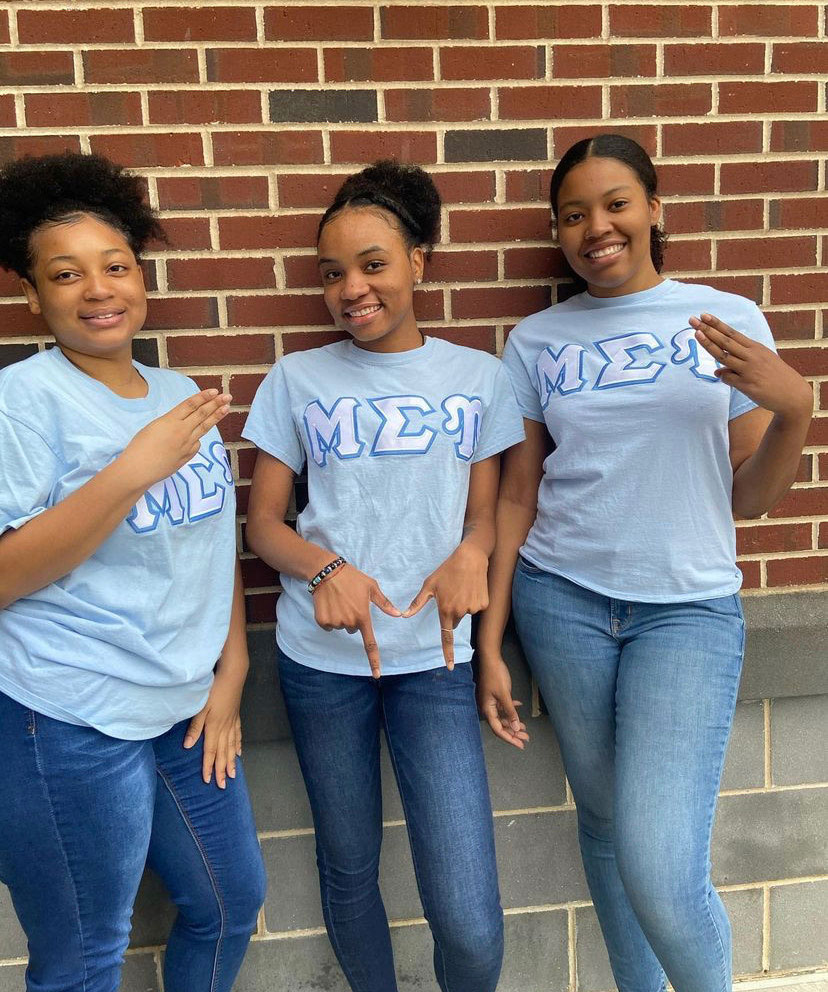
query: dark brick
[
  {"left": 132, "top": 338, "right": 159, "bottom": 367},
  {"left": 0, "top": 342, "right": 38, "bottom": 369},
  {"left": 445, "top": 128, "right": 547, "bottom": 163},
  {"left": 269, "top": 89, "right": 377, "bottom": 123},
  {"left": 0, "top": 51, "right": 74, "bottom": 85}
]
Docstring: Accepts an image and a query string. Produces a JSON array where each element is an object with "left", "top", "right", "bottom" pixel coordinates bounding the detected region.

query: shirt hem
[
  {"left": 518, "top": 554, "right": 744, "bottom": 604},
  {"left": 275, "top": 628, "right": 473, "bottom": 676},
  {"left": 0, "top": 674, "right": 208, "bottom": 741}
]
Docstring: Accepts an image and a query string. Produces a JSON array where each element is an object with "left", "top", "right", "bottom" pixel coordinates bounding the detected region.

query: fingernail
[
  {"left": 183, "top": 737, "right": 193, "bottom": 748},
  {"left": 511, "top": 720, "right": 520, "bottom": 731}
]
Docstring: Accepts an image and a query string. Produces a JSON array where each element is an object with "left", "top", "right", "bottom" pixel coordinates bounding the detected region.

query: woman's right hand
[
  {"left": 476, "top": 654, "right": 529, "bottom": 750},
  {"left": 119, "top": 389, "right": 232, "bottom": 490},
  {"left": 312, "top": 564, "right": 401, "bottom": 679}
]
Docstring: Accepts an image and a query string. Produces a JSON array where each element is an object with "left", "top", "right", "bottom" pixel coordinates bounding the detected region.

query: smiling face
[
  {"left": 22, "top": 212, "right": 147, "bottom": 362},
  {"left": 317, "top": 206, "right": 424, "bottom": 353},
  {"left": 555, "top": 156, "right": 662, "bottom": 298}
]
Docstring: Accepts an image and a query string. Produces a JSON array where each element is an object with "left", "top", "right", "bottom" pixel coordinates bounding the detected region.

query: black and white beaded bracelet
[{"left": 308, "top": 556, "right": 347, "bottom": 594}]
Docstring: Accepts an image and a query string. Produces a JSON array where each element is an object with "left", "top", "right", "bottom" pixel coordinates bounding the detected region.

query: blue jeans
[
  {"left": 512, "top": 561, "right": 745, "bottom": 992},
  {"left": 0, "top": 691, "right": 267, "bottom": 992},
  {"left": 278, "top": 650, "right": 504, "bottom": 992}
]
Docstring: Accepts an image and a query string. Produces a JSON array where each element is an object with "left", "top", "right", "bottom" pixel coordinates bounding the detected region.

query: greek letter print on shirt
[
  {"left": 127, "top": 441, "right": 234, "bottom": 532},
  {"left": 536, "top": 324, "right": 719, "bottom": 406},
  {"left": 303, "top": 393, "right": 484, "bottom": 466}
]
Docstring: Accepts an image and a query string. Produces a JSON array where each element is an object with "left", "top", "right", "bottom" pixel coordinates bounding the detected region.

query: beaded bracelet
[{"left": 308, "top": 556, "right": 346, "bottom": 594}]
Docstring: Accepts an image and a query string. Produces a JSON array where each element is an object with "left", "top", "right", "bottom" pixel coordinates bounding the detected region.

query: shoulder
[
  {"left": 0, "top": 350, "right": 55, "bottom": 411},
  {"left": 271, "top": 341, "right": 347, "bottom": 381},
  {"left": 507, "top": 296, "right": 584, "bottom": 345},
  {"left": 430, "top": 337, "right": 501, "bottom": 371},
  {"left": 667, "top": 279, "right": 762, "bottom": 317}
]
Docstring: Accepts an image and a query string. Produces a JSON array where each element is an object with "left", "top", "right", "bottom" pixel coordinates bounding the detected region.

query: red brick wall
[{"left": 1, "top": 2, "right": 825, "bottom": 617}]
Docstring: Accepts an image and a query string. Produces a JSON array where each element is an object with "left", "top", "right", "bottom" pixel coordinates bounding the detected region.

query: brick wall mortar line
[
  {"left": 197, "top": 46, "right": 207, "bottom": 85},
  {"left": 139, "top": 88, "right": 149, "bottom": 126},
  {"left": 7, "top": 117, "right": 828, "bottom": 134},
  {"left": 13, "top": 91, "right": 24, "bottom": 128},
  {"left": 315, "top": 46, "right": 325, "bottom": 83},
  {"left": 764, "top": 698, "right": 773, "bottom": 788},
  {"left": 762, "top": 885, "right": 772, "bottom": 972},
  {"left": 254, "top": 4, "right": 264, "bottom": 46},
  {"left": 486, "top": 3, "right": 495, "bottom": 43},
  {"left": 321, "top": 128, "right": 331, "bottom": 166},
  {"left": 600, "top": 2, "right": 609, "bottom": 41},
  {"left": 133, "top": 4, "right": 143, "bottom": 45},
  {"left": 372, "top": 3, "right": 380, "bottom": 45},
  {"left": 71, "top": 49, "right": 83, "bottom": 86},
  {"left": 216, "top": 295, "right": 229, "bottom": 328},
  {"left": 4, "top": 0, "right": 824, "bottom": 7},
  {"left": 567, "top": 906, "right": 577, "bottom": 992},
  {"left": 6, "top": 5, "right": 17, "bottom": 46}
]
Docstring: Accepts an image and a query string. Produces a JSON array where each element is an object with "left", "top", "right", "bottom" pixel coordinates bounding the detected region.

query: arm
[
  {"left": 475, "top": 419, "right": 549, "bottom": 748},
  {"left": 402, "top": 453, "right": 502, "bottom": 669},
  {"left": 245, "top": 450, "right": 400, "bottom": 678},
  {"left": 690, "top": 314, "right": 813, "bottom": 518},
  {"left": 183, "top": 557, "right": 250, "bottom": 788},
  {"left": 0, "top": 390, "right": 231, "bottom": 610}
]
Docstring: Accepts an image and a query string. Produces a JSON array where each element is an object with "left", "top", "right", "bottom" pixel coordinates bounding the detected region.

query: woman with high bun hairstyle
[
  {"left": 0, "top": 152, "right": 266, "bottom": 992},
  {"left": 244, "top": 160, "right": 526, "bottom": 992},
  {"left": 477, "top": 134, "right": 812, "bottom": 992}
]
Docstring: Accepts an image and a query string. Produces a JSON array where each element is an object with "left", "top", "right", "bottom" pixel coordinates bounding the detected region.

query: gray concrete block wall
[{"left": 1, "top": 592, "right": 827, "bottom": 989}]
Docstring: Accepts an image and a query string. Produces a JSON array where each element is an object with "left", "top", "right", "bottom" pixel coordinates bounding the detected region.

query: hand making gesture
[{"left": 690, "top": 314, "right": 812, "bottom": 419}]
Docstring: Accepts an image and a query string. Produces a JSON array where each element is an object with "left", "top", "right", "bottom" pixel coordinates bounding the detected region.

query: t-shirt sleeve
[
  {"left": 473, "top": 363, "right": 526, "bottom": 462},
  {"left": 729, "top": 304, "right": 778, "bottom": 421},
  {"left": 0, "top": 412, "right": 61, "bottom": 535},
  {"left": 241, "top": 361, "right": 306, "bottom": 473},
  {"left": 501, "top": 331, "right": 545, "bottom": 423}
]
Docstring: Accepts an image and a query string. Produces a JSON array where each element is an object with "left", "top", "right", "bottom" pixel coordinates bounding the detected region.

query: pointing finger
[
  {"left": 359, "top": 616, "right": 382, "bottom": 680},
  {"left": 438, "top": 607, "right": 455, "bottom": 670}
]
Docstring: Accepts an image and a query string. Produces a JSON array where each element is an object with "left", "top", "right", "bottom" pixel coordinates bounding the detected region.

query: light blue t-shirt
[
  {"left": 242, "top": 336, "right": 525, "bottom": 675},
  {"left": 502, "top": 279, "right": 776, "bottom": 602},
  {"left": 0, "top": 347, "right": 237, "bottom": 739}
]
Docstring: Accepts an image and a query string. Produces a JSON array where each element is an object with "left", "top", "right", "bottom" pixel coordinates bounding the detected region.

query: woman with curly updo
[
  {"left": 0, "top": 152, "right": 266, "bottom": 992},
  {"left": 242, "top": 161, "right": 527, "bottom": 992}
]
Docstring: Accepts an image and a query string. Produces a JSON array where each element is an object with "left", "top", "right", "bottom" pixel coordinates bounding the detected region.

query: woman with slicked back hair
[
  {"left": 243, "top": 160, "right": 527, "bottom": 992},
  {"left": 478, "top": 134, "right": 812, "bottom": 992}
]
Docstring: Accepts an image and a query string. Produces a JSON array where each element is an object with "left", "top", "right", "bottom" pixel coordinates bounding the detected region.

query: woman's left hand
[
  {"left": 402, "top": 543, "right": 490, "bottom": 670},
  {"left": 690, "top": 313, "right": 812, "bottom": 420},
  {"left": 183, "top": 673, "right": 244, "bottom": 789}
]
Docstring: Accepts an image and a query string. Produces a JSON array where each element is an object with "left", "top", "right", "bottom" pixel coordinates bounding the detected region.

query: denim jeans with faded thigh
[
  {"left": 0, "top": 691, "right": 267, "bottom": 992},
  {"left": 278, "top": 650, "right": 504, "bottom": 992},
  {"left": 512, "top": 558, "right": 745, "bottom": 992}
]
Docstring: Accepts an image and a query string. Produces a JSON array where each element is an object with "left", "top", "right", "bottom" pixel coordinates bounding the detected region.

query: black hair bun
[{"left": 319, "top": 159, "right": 441, "bottom": 253}]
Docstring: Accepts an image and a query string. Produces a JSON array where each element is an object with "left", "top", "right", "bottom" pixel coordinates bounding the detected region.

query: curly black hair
[
  {"left": 0, "top": 152, "right": 165, "bottom": 278},
  {"left": 317, "top": 160, "right": 441, "bottom": 256},
  {"left": 549, "top": 134, "right": 668, "bottom": 291}
]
